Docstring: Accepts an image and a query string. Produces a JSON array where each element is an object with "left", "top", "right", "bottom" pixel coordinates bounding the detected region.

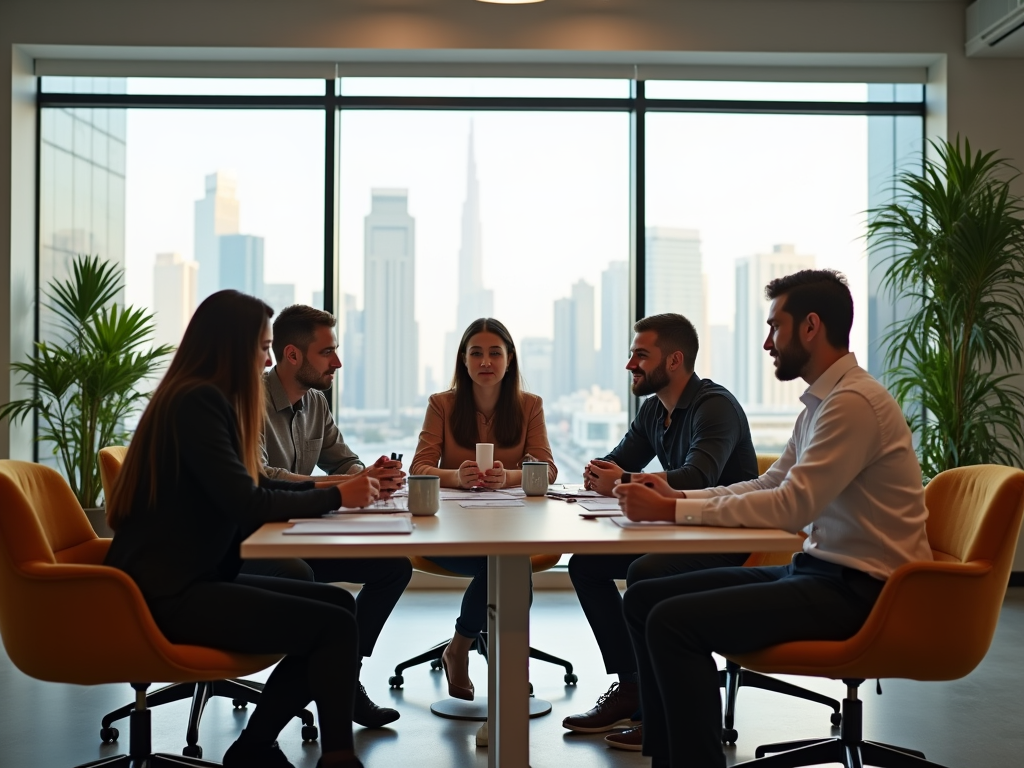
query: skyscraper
[
  {"left": 194, "top": 171, "right": 240, "bottom": 302},
  {"left": 600, "top": 260, "right": 629, "bottom": 400},
  {"left": 734, "top": 244, "right": 816, "bottom": 407},
  {"left": 342, "top": 293, "right": 365, "bottom": 410},
  {"left": 263, "top": 282, "right": 295, "bottom": 312},
  {"left": 645, "top": 227, "right": 706, "bottom": 364},
  {"left": 456, "top": 124, "right": 493, "bottom": 330},
  {"left": 152, "top": 252, "right": 197, "bottom": 351},
  {"left": 218, "top": 234, "right": 264, "bottom": 299},
  {"left": 519, "top": 337, "right": 554, "bottom": 405},
  {"left": 445, "top": 125, "right": 495, "bottom": 375},
  {"left": 362, "top": 189, "right": 418, "bottom": 414},
  {"left": 552, "top": 280, "right": 596, "bottom": 401}
]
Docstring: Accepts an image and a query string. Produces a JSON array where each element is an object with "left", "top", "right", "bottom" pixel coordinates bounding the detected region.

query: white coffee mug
[
  {"left": 522, "top": 461, "right": 549, "bottom": 496},
  {"left": 476, "top": 443, "right": 495, "bottom": 472},
  {"left": 407, "top": 475, "right": 440, "bottom": 516}
]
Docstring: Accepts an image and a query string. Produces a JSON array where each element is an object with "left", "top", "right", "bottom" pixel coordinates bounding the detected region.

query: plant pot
[{"left": 84, "top": 507, "right": 114, "bottom": 538}]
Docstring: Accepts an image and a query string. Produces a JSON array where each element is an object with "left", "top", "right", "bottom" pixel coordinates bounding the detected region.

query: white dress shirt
[{"left": 674, "top": 353, "right": 932, "bottom": 579}]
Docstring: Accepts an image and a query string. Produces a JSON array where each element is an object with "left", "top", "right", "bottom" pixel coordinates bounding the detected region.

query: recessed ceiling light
[{"left": 476, "top": 0, "right": 545, "bottom": 4}]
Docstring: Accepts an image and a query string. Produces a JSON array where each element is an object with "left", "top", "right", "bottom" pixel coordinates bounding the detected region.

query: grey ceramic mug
[
  {"left": 407, "top": 475, "right": 441, "bottom": 515},
  {"left": 522, "top": 462, "right": 549, "bottom": 496}
]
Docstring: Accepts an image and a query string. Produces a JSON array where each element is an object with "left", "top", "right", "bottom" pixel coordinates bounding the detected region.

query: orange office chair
[
  {"left": 718, "top": 454, "right": 841, "bottom": 744},
  {"left": 96, "top": 446, "right": 317, "bottom": 759},
  {"left": 728, "top": 464, "right": 1024, "bottom": 768},
  {"left": 0, "top": 459, "right": 284, "bottom": 767},
  {"left": 389, "top": 554, "right": 576, "bottom": 719}
]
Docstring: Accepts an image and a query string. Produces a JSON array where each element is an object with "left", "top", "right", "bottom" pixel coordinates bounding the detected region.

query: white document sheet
[
  {"left": 578, "top": 499, "right": 623, "bottom": 511},
  {"left": 458, "top": 500, "right": 526, "bottom": 509},
  {"left": 284, "top": 514, "right": 414, "bottom": 535},
  {"left": 610, "top": 515, "right": 677, "bottom": 529}
]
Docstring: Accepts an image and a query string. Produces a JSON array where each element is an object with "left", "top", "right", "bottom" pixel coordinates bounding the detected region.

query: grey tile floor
[{"left": 2, "top": 588, "right": 1022, "bottom": 768}]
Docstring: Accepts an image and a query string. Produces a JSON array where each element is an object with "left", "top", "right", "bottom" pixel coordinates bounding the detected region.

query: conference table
[{"left": 241, "top": 492, "right": 804, "bottom": 767}]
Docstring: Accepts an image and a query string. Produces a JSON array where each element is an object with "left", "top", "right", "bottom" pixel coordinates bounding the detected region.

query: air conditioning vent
[{"left": 967, "top": 0, "right": 1024, "bottom": 56}]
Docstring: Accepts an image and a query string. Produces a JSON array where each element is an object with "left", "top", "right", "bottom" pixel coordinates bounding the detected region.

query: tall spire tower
[{"left": 456, "top": 123, "right": 493, "bottom": 330}]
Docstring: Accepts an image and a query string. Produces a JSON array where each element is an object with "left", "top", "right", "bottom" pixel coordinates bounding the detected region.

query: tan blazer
[{"left": 411, "top": 390, "right": 558, "bottom": 488}]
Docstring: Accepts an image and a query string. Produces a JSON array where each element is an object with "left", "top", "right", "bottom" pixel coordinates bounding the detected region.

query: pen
[{"left": 390, "top": 452, "right": 403, "bottom": 462}]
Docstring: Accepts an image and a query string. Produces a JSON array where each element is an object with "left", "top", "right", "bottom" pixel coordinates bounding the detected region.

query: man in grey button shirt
[{"left": 260, "top": 304, "right": 412, "bottom": 729}]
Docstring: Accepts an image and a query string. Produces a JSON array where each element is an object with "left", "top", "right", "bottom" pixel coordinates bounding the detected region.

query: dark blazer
[{"left": 104, "top": 384, "right": 341, "bottom": 600}]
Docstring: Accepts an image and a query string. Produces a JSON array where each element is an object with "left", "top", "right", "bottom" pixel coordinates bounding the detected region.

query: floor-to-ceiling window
[{"left": 36, "top": 75, "right": 923, "bottom": 469}]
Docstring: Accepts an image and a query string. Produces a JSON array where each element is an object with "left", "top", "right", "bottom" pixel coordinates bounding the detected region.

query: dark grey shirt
[
  {"left": 262, "top": 367, "right": 363, "bottom": 479},
  {"left": 604, "top": 373, "right": 758, "bottom": 491}
]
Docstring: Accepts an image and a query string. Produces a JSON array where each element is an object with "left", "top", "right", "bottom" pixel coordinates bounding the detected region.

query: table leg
[{"left": 487, "top": 553, "right": 532, "bottom": 768}]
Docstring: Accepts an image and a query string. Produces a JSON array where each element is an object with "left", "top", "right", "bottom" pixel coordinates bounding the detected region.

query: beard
[
  {"left": 773, "top": 336, "right": 811, "bottom": 381},
  {"left": 296, "top": 359, "right": 335, "bottom": 392},
  {"left": 631, "top": 357, "right": 671, "bottom": 396}
]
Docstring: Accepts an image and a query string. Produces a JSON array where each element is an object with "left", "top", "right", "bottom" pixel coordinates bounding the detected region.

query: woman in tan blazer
[{"left": 410, "top": 318, "right": 558, "bottom": 701}]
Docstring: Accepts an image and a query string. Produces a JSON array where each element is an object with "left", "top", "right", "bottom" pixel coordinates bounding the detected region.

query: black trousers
[
  {"left": 567, "top": 552, "right": 750, "bottom": 676},
  {"left": 148, "top": 574, "right": 359, "bottom": 753},
  {"left": 623, "top": 553, "right": 884, "bottom": 768},
  {"left": 240, "top": 556, "right": 412, "bottom": 658}
]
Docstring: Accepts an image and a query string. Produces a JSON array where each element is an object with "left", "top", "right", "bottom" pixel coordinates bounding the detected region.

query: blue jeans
[{"left": 424, "top": 556, "right": 534, "bottom": 639}]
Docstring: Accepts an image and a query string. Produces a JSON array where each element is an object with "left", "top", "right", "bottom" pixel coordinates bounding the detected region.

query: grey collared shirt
[{"left": 261, "top": 367, "right": 363, "bottom": 479}]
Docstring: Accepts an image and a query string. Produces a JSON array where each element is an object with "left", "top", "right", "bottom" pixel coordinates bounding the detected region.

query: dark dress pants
[
  {"left": 423, "top": 556, "right": 534, "bottom": 639},
  {"left": 567, "top": 551, "right": 750, "bottom": 677},
  {"left": 241, "top": 556, "right": 413, "bottom": 658},
  {"left": 623, "top": 553, "right": 884, "bottom": 768},
  {"left": 148, "top": 574, "right": 359, "bottom": 754}
]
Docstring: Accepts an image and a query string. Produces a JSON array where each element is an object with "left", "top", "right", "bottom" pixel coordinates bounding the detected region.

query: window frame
[{"left": 35, "top": 77, "right": 926, "bottom": 457}]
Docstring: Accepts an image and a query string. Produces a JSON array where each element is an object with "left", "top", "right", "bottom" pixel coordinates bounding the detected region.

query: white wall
[{"left": 4, "top": 0, "right": 1024, "bottom": 567}]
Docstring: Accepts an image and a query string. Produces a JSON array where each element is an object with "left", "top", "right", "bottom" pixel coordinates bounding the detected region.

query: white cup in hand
[{"left": 476, "top": 443, "right": 494, "bottom": 472}]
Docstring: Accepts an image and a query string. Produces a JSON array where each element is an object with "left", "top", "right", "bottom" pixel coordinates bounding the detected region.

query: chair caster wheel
[
  {"left": 389, "top": 675, "right": 404, "bottom": 688},
  {"left": 302, "top": 725, "right": 319, "bottom": 742},
  {"left": 232, "top": 699, "right": 248, "bottom": 708},
  {"left": 722, "top": 728, "right": 738, "bottom": 745},
  {"left": 99, "top": 727, "right": 119, "bottom": 743},
  {"left": 529, "top": 682, "right": 534, "bottom": 696},
  {"left": 430, "top": 659, "right": 443, "bottom": 671},
  {"left": 831, "top": 712, "right": 843, "bottom": 726},
  {"left": 182, "top": 744, "right": 203, "bottom": 758},
  {"left": 564, "top": 673, "right": 578, "bottom": 685}
]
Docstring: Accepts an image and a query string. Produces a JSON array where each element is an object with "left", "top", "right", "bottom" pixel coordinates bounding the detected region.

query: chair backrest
[
  {"left": 756, "top": 453, "right": 780, "bottom": 476},
  {"left": 0, "top": 460, "right": 277, "bottom": 685},
  {"left": 98, "top": 445, "right": 128, "bottom": 507},
  {"left": 732, "top": 464, "right": 1024, "bottom": 681},
  {"left": 743, "top": 454, "right": 795, "bottom": 567}
]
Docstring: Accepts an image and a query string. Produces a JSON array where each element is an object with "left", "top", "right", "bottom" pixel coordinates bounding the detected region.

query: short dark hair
[
  {"left": 764, "top": 269, "right": 853, "bottom": 349},
  {"left": 633, "top": 313, "right": 699, "bottom": 372},
  {"left": 271, "top": 304, "right": 336, "bottom": 362}
]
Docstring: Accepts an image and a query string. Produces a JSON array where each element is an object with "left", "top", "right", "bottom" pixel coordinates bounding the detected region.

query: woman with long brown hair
[
  {"left": 105, "top": 290, "right": 374, "bottom": 768},
  {"left": 410, "top": 317, "right": 557, "bottom": 701}
]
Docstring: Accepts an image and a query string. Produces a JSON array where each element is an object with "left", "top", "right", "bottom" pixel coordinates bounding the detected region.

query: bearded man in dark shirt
[{"left": 564, "top": 313, "right": 757, "bottom": 750}]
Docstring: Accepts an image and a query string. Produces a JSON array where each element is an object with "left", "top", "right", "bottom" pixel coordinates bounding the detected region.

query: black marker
[
  {"left": 390, "top": 452, "right": 403, "bottom": 462},
  {"left": 621, "top": 473, "right": 632, "bottom": 484}
]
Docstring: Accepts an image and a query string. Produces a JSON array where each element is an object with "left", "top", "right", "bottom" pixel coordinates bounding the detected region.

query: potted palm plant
[
  {"left": 868, "top": 137, "right": 1024, "bottom": 480},
  {"left": 0, "top": 255, "right": 173, "bottom": 528}
]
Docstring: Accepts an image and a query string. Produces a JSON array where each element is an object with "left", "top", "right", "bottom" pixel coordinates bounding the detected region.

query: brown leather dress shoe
[
  {"left": 562, "top": 681, "right": 640, "bottom": 733},
  {"left": 604, "top": 724, "right": 643, "bottom": 752}
]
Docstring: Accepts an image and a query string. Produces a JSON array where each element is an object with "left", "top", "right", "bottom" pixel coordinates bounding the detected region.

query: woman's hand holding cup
[
  {"left": 458, "top": 460, "right": 483, "bottom": 488},
  {"left": 481, "top": 460, "right": 506, "bottom": 489}
]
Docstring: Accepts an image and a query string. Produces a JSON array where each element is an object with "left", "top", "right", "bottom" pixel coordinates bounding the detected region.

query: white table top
[{"left": 241, "top": 495, "right": 804, "bottom": 559}]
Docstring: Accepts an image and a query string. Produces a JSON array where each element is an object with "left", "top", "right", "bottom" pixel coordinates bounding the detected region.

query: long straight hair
[
  {"left": 449, "top": 318, "right": 525, "bottom": 450},
  {"left": 107, "top": 290, "right": 273, "bottom": 530}
]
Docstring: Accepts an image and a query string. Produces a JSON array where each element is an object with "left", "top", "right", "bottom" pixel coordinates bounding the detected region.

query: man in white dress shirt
[{"left": 615, "top": 269, "right": 932, "bottom": 768}]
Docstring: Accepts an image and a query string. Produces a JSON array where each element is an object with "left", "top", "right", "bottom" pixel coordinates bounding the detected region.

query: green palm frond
[
  {"left": 0, "top": 255, "right": 174, "bottom": 507},
  {"left": 867, "top": 136, "right": 1024, "bottom": 480}
]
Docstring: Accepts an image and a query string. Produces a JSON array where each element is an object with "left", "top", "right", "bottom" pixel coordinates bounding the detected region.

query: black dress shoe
[
  {"left": 223, "top": 739, "right": 297, "bottom": 768},
  {"left": 353, "top": 681, "right": 400, "bottom": 728}
]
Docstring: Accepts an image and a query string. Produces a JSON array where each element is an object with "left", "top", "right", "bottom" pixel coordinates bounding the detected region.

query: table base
[{"left": 430, "top": 697, "right": 552, "bottom": 721}]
